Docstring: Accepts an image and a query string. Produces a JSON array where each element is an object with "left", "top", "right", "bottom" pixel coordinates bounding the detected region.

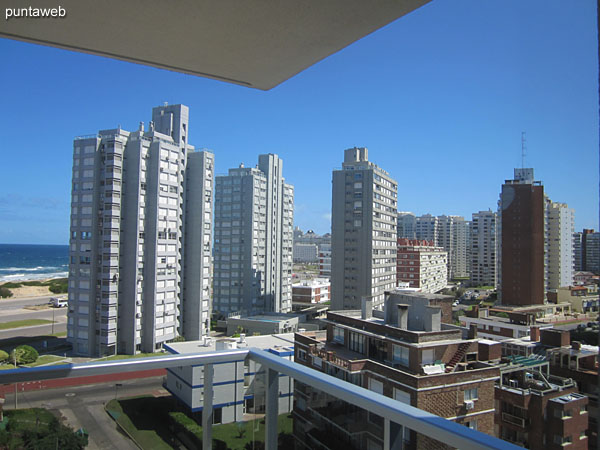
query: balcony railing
[{"left": 0, "top": 348, "right": 520, "bottom": 450}]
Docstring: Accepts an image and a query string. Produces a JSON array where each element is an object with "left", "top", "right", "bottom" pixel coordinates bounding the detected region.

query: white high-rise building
[
  {"left": 470, "top": 211, "right": 498, "bottom": 288},
  {"left": 397, "top": 212, "right": 417, "bottom": 239},
  {"left": 213, "top": 154, "right": 294, "bottom": 316},
  {"left": 417, "top": 214, "right": 469, "bottom": 280},
  {"left": 67, "top": 104, "right": 213, "bottom": 356},
  {"left": 331, "top": 147, "right": 397, "bottom": 310},
  {"left": 415, "top": 214, "right": 439, "bottom": 243},
  {"left": 545, "top": 200, "right": 575, "bottom": 289}
]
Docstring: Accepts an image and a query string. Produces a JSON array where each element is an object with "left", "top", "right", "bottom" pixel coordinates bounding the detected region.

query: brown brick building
[
  {"left": 292, "top": 291, "right": 500, "bottom": 449},
  {"left": 547, "top": 341, "right": 598, "bottom": 449},
  {"left": 500, "top": 168, "right": 545, "bottom": 306},
  {"left": 495, "top": 356, "right": 588, "bottom": 449}
]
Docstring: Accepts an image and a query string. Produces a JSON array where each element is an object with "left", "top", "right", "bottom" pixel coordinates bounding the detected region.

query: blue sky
[{"left": 0, "top": 0, "right": 597, "bottom": 244}]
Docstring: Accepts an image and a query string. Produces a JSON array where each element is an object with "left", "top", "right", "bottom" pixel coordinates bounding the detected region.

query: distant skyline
[{"left": 0, "top": 0, "right": 597, "bottom": 245}]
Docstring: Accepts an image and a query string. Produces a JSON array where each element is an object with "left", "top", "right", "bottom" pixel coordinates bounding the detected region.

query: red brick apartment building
[
  {"left": 397, "top": 238, "right": 447, "bottom": 293},
  {"left": 293, "top": 291, "right": 499, "bottom": 450},
  {"left": 547, "top": 340, "right": 598, "bottom": 449},
  {"left": 495, "top": 355, "right": 588, "bottom": 449}
]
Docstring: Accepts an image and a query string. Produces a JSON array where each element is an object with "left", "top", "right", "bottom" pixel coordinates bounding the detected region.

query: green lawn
[
  {"left": 0, "top": 319, "right": 53, "bottom": 331},
  {"left": 212, "top": 412, "right": 293, "bottom": 449},
  {"left": 22, "top": 355, "right": 66, "bottom": 367},
  {"left": 96, "top": 352, "right": 166, "bottom": 362},
  {"left": 106, "top": 395, "right": 294, "bottom": 450}
]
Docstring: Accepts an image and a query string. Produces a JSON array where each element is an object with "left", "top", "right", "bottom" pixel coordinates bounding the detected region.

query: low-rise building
[
  {"left": 460, "top": 307, "right": 554, "bottom": 341},
  {"left": 495, "top": 356, "right": 588, "bottom": 449},
  {"left": 547, "top": 286, "right": 599, "bottom": 314},
  {"left": 293, "top": 243, "right": 319, "bottom": 263},
  {"left": 164, "top": 333, "right": 295, "bottom": 424},
  {"left": 293, "top": 291, "right": 499, "bottom": 449},
  {"left": 226, "top": 314, "right": 299, "bottom": 336},
  {"left": 547, "top": 341, "right": 599, "bottom": 449},
  {"left": 292, "top": 278, "right": 331, "bottom": 304},
  {"left": 574, "top": 271, "right": 595, "bottom": 286},
  {"left": 397, "top": 238, "right": 448, "bottom": 293}
]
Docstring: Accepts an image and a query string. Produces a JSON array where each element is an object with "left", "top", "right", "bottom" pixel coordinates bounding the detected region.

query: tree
[
  {"left": 11, "top": 345, "right": 39, "bottom": 365},
  {"left": 0, "top": 350, "right": 9, "bottom": 363}
]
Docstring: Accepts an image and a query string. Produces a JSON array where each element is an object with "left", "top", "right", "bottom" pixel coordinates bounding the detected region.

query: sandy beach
[{"left": 1, "top": 277, "right": 66, "bottom": 299}]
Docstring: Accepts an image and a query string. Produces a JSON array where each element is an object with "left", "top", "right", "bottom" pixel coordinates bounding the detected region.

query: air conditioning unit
[{"left": 464, "top": 400, "right": 475, "bottom": 410}]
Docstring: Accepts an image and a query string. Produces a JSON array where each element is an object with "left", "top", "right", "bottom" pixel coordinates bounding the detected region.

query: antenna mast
[{"left": 521, "top": 131, "right": 526, "bottom": 168}]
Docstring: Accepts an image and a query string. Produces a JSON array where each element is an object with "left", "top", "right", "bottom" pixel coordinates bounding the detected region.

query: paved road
[
  {"left": 4, "top": 376, "right": 166, "bottom": 450},
  {"left": 0, "top": 295, "right": 56, "bottom": 310},
  {"left": 0, "top": 295, "right": 68, "bottom": 339}
]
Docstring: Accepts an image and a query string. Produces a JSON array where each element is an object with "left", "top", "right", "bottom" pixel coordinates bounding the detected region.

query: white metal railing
[{"left": 0, "top": 348, "right": 521, "bottom": 450}]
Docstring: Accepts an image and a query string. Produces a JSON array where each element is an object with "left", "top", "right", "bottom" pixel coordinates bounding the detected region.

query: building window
[
  {"left": 392, "top": 344, "right": 409, "bottom": 366},
  {"left": 297, "top": 349, "right": 307, "bottom": 361},
  {"left": 333, "top": 327, "right": 344, "bottom": 344},
  {"left": 464, "top": 388, "right": 478, "bottom": 401},
  {"left": 465, "top": 420, "right": 477, "bottom": 431},
  {"left": 349, "top": 332, "right": 366, "bottom": 354},
  {"left": 554, "top": 435, "right": 572, "bottom": 446}
]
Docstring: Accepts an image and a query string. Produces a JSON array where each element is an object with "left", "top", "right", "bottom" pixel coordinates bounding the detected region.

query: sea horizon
[{"left": 0, "top": 243, "right": 69, "bottom": 283}]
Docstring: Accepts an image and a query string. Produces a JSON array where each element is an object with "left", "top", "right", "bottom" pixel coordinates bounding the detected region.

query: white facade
[
  {"left": 331, "top": 148, "right": 398, "bottom": 310},
  {"left": 417, "top": 215, "right": 470, "bottom": 280},
  {"left": 213, "top": 155, "right": 294, "bottom": 316},
  {"left": 67, "top": 104, "right": 213, "bottom": 356},
  {"left": 165, "top": 333, "right": 295, "bottom": 423},
  {"left": 293, "top": 243, "right": 319, "bottom": 262},
  {"left": 398, "top": 212, "right": 417, "bottom": 239},
  {"left": 545, "top": 201, "right": 575, "bottom": 289},
  {"left": 292, "top": 278, "right": 331, "bottom": 303},
  {"left": 470, "top": 211, "right": 498, "bottom": 288}
]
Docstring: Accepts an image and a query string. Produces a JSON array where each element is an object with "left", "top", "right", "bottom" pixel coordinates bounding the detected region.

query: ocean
[{"left": 0, "top": 244, "right": 69, "bottom": 282}]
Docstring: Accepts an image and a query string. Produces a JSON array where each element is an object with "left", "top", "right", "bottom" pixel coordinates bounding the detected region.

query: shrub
[
  {"left": 0, "top": 350, "right": 9, "bottom": 363},
  {"left": 0, "top": 282, "right": 22, "bottom": 289},
  {"left": 48, "top": 279, "right": 68, "bottom": 294},
  {"left": 11, "top": 345, "right": 39, "bottom": 365},
  {"left": 21, "top": 281, "right": 44, "bottom": 287},
  {"left": 0, "top": 287, "right": 13, "bottom": 298}
]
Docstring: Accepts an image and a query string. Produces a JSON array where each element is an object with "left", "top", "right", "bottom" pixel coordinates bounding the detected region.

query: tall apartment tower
[
  {"left": 437, "top": 215, "right": 470, "bottom": 280},
  {"left": 416, "top": 215, "right": 469, "bottom": 280},
  {"left": 545, "top": 201, "right": 575, "bottom": 289},
  {"left": 331, "top": 147, "right": 398, "bottom": 310},
  {"left": 470, "top": 211, "right": 498, "bottom": 288},
  {"left": 67, "top": 104, "right": 213, "bottom": 356},
  {"left": 397, "top": 211, "right": 417, "bottom": 239},
  {"left": 213, "top": 154, "right": 294, "bottom": 316},
  {"left": 573, "top": 232, "right": 583, "bottom": 272},
  {"left": 415, "top": 214, "right": 439, "bottom": 243},
  {"left": 582, "top": 230, "right": 600, "bottom": 274},
  {"left": 498, "top": 168, "right": 545, "bottom": 306}
]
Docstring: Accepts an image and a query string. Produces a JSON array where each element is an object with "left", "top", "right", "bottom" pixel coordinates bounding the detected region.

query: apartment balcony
[
  {"left": 0, "top": 348, "right": 518, "bottom": 450},
  {"left": 500, "top": 412, "right": 529, "bottom": 428}
]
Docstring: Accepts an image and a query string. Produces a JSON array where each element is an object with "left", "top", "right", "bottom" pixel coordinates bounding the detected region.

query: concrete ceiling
[{"left": 1, "top": 0, "right": 430, "bottom": 90}]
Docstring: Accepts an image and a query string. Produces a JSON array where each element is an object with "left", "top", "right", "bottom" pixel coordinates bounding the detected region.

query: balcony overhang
[{"left": 1, "top": 0, "right": 430, "bottom": 90}]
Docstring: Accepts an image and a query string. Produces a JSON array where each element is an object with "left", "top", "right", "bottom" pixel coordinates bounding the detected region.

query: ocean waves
[{"left": 0, "top": 244, "right": 69, "bottom": 283}]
